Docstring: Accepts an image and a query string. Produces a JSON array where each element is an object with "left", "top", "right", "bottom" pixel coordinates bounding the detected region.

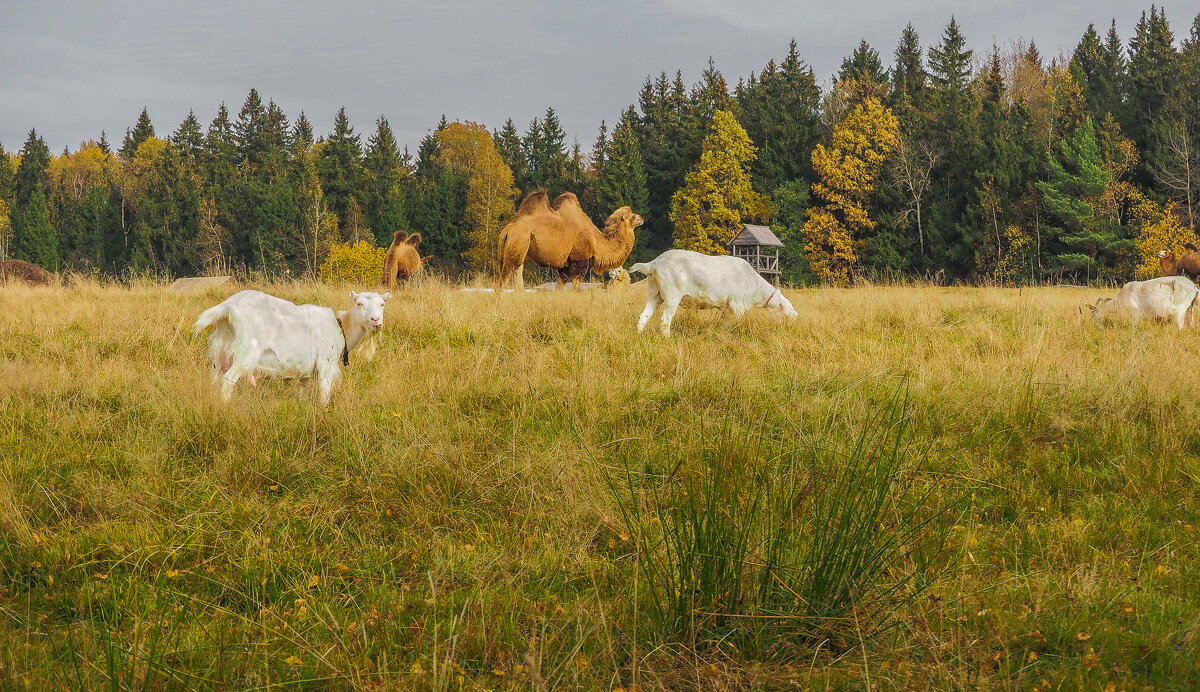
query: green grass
[{"left": 1, "top": 279, "right": 1199, "bottom": 689}]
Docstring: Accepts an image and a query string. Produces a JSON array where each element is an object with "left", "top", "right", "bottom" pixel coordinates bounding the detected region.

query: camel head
[
  {"left": 603, "top": 207, "right": 644, "bottom": 237},
  {"left": 1160, "top": 249, "right": 1177, "bottom": 274}
]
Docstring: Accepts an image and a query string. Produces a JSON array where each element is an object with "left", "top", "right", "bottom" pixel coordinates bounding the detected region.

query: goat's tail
[
  {"left": 628, "top": 262, "right": 653, "bottom": 277},
  {"left": 193, "top": 302, "right": 230, "bottom": 335}
]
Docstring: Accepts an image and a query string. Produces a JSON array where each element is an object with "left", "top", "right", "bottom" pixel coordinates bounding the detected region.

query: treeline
[{"left": 1, "top": 7, "right": 1198, "bottom": 284}]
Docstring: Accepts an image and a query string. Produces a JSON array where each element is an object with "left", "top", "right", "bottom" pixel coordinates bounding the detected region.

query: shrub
[{"left": 319, "top": 241, "right": 386, "bottom": 285}]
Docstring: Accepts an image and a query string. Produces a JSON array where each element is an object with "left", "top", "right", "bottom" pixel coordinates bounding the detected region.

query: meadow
[{"left": 1, "top": 278, "right": 1199, "bottom": 690}]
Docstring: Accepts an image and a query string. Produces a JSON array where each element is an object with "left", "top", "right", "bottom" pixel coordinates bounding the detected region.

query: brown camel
[
  {"left": 0, "top": 259, "right": 55, "bottom": 286},
  {"left": 494, "top": 190, "right": 643, "bottom": 291},
  {"left": 382, "top": 231, "right": 423, "bottom": 289},
  {"left": 1158, "top": 243, "right": 1200, "bottom": 281}
]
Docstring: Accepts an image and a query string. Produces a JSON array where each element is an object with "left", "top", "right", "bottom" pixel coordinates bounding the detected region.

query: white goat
[
  {"left": 194, "top": 290, "right": 390, "bottom": 404},
  {"left": 1089, "top": 276, "right": 1198, "bottom": 329},
  {"left": 629, "top": 249, "right": 798, "bottom": 336}
]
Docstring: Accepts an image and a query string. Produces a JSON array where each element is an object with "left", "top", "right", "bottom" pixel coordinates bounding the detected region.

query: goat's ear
[
  {"left": 350, "top": 291, "right": 359, "bottom": 301},
  {"left": 382, "top": 292, "right": 392, "bottom": 301}
]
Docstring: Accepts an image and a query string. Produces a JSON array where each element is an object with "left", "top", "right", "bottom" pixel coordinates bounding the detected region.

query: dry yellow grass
[{"left": 1, "top": 278, "right": 1198, "bottom": 689}]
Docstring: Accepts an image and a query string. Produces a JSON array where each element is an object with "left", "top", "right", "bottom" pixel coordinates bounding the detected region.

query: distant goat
[
  {"left": 194, "top": 289, "right": 390, "bottom": 404},
  {"left": 1158, "top": 243, "right": 1200, "bottom": 280},
  {"left": 629, "top": 249, "right": 797, "bottom": 336},
  {"left": 1090, "top": 276, "right": 1198, "bottom": 329}
]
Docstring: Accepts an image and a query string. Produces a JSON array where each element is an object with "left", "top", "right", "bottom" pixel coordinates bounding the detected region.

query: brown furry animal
[
  {"left": 0, "top": 259, "right": 55, "bottom": 286},
  {"left": 1158, "top": 243, "right": 1200, "bottom": 280},
  {"left": 495, "top": 190, "right": 643, "bottom": 291},
  {"left": 382, "top": 231, "right": 423, "bottom": 289}
]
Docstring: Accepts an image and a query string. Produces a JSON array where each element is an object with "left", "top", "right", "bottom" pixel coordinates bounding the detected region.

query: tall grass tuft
[{"left": 611, "top": 390, "right": 957, "bottom": 656}]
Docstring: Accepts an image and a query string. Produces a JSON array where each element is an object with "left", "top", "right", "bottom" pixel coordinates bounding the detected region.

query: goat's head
[
  {"left": 606, "top": 267, "right": 631, "bottom": 286},
  {"left": 349, "top": 291, "right": 390, "bottom": 329},
  {"left": 765, "top": 289, "right": 799, "bottom": 319}
]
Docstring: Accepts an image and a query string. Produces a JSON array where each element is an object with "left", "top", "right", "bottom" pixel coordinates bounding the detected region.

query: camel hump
[
  {"left": 393, "top": 230, "right": 409, "bottom": 244},
  {"left": 405, "top": 232, "right": 422, "bottom": 248},
  {"left": 552, "top": 192, "right": 580, "bottom": 208},
  {"left": 1186, "top": 242, "right": 1198, "bottom": 253},
  {"left": 516, "top": 189, "right": 550, "bottom": 215}
]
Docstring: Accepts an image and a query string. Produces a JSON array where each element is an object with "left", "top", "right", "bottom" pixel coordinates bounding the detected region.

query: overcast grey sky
[{"left": 2, "top": 1, "right": 1196, "bottom": 156}]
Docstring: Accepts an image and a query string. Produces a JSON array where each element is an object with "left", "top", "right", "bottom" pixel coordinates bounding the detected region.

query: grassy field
[{"left": 1, "top": 278, "right": 1199, "bottom": 690}]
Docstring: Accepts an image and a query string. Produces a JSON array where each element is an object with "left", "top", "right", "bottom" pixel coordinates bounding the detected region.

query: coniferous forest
[{"left": 3, "top": 9, "right": 1199, "bottom": 286}]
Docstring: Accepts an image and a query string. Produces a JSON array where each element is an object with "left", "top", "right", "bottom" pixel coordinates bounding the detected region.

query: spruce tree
[
  {"left": 364, "top": 116, "right": 410, "bottom": 244},
  {"left": 235, "top": 88, "right": 268, "bottom": 168},
  {"left": 204, "top": 105, "right": 238, "bottom": 267},
  {"left": 838, "top": 39, "right": 889, "bottom": 102},
  {"left": 925, "top": 16, "right": 978, "bottom": 275},
  {"left": 737, "top": 41, "right": 822, "bottom": 194},
  {"left": 494, "top": 119, "right": 527, "bottom": 193},
  {"left": 12, "top": 131, "right": 57, "bottom": 269},
  {"left": 173, "top": 111, "right": 205, "bottom": 164},
  {"left": 596, "top": 113, "right": 650, "bottom": 259},
  {"left": 1036, "top": 118, "right": 1121, "bottom": 279},
  {"left": 291, "top": 112, "right": 315, "bottom": 155},
  {"left": 891, "top": 24, "right": 927, "bottom": 118},
  {"left": 1127, "top": 7, "right": 1181, "bottom": 170},
  {"left": 318, "top": 106, "right": 365, "bottom": 240},
  {"left": 1071, "top": 24, "right": 1123, "bottom": 121},
  {"left": 120, "top": 108, "right": 156, "bottom": 160},
  {"left": 689, "top": 58, "right": 736, "bottom": 134},
  {"left": 14, "top": 187, "right": 57, "bottom": 269},
  {"left": 14, "top": 129, "right": 51, "bottom": 209}
]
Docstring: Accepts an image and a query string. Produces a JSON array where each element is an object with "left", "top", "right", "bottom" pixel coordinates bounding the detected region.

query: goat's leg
[
  {"left": 658, "top": 294, "right": 682, "bottom": 337},
  {"left": 637, "top": 290, "right": 662, "bottom": 333},
  {"left": 220, "top": 362, "right": 248, "bottom": 401},
  {"left": 315, "top": 362, "right": 340, "bottom": 406}
]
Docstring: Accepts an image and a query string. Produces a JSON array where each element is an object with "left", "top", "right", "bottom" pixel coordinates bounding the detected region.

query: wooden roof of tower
[{"left": 728, "top": 224, "right": 784, "bottom": 248}]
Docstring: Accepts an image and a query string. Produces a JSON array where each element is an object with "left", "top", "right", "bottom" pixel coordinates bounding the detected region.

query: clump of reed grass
[{"left": 610, "top": 390, "right": 958, "bottom": 657}]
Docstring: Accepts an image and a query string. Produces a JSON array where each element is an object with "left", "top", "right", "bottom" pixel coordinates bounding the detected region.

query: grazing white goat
[
  {"left": 194, "top": 290, "right": 390, "bottom": 404},
  {"left": 629, "top": 249, "right": 798, "bottom": 336},
  {"left": 1089, "top": 276, "right": 1198, "bottom": 329}
]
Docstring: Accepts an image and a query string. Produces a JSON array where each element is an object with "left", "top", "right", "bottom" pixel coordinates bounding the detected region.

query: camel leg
[
  {"left": 565, "top": 257, "right": 589, "bottom": 290},
  {"left": 496, "top": 228, "right": 531, "bottom": 293}
]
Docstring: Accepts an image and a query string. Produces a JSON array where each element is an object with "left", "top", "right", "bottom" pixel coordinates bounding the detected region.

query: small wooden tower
[{"left": 728, "top": 224, "right": 783, "bottom": 283}]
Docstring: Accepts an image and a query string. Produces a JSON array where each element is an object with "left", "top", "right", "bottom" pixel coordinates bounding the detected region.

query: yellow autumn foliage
[
  {"left": 319, "top": 240, "right": 387, "bottom": 285},
  {"left": 802, "top": 97, "right": 899, "bottom": 286},
  {"left": 436, "top": 121, "right": 517, "bottom": 275},
  {"left": 48, "top": 141, "right": 113, "bottom": 200},
  {"left": 671, "top": 110, "right": 765, "bottom": 254}
]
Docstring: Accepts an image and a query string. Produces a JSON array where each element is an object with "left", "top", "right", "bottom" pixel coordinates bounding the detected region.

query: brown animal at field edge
[
  {"left": 382, "top": 231, "right": 423, "bottom": 289},
  {"left": 1158, "top": 243, "right": 1200, "bottom": 280},
  {"left": 0, "top": 259, "right": 56, "bottom": 286},
  {"left": 495, "top": 190, "right": 643, "bottom": 291}
]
